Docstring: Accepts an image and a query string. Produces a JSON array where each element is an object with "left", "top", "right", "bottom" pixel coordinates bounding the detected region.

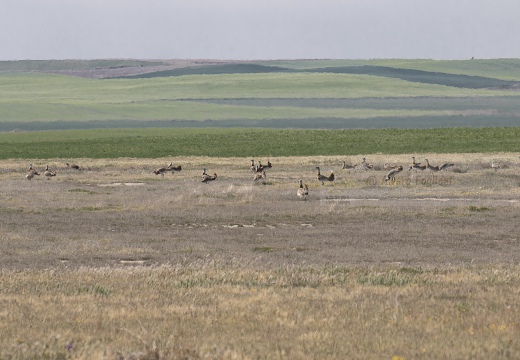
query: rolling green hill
[{"left": 1, "top": 59, "right": 519, "bottom": 132}]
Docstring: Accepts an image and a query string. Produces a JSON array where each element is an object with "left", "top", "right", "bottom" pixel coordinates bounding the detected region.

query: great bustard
[
  {"left": 316, "top": 166, "right": 334, "bottom": 185},
  {"left": 424, "top": 158, "right": 440, "bottom": 172},
  {"left": 438, "top": 162, "right": 455, "bottom": 171},
  {"left": 253, "top": 170, "right": 267, "bottom": 182},
  {"left": 201, "top": 168, "right": 217, "bottom": 182},
  {"left": 356, "top": 157, "right": 374, "bottom": 171},
  {"left": 384, "top": 165, "right": 403, "bottom": 182},
  {"left": 341, "top": 161, "right": 355, "bottom": 170},
  {"left": 168, "top": 164, "right": 182, "bottom": 173},
  {"left": 256, "top": 161, "right": 266, "bottom": 172},
  {"left": 26, "top": 164, "right": 40, "bottom": 180},
  {"left": 297, "top": 179, "right": 309, "bottom": 200},
  {"left": 409, "top": 156, "right": 426, "bottom": 171},
  {"left": 383, "top": 163, "right": 399, "bottom": 170},
  {"left": 491, "top": 161, "right": 500, "bottom": 172},
  {"left": 65, "top": 162, "right": 81, "bottom": 170},
  {"left": 153, "top": 162, "right": 173, "bottom": 176},
  {"left": 250, "top": 160, "right": 256, "bottom": 172},
  {"left": 44, "top": 164, "right": 57, "bottom": 179}
]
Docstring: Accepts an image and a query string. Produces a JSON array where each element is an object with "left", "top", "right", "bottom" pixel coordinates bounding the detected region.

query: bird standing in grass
[
  {"left": 409, "top": 157, "right": 426, "bottom": 171},
  {"left": 357, "top": 158, "right": 374, "bottom": 171},
  {"left": 424, "top": 159, "right": 440, "bottom": 172},
  {"left": 202, "top": 168, "right": 217, "bottom": 182},
  {"left": 342, "top": 161, "right": 355, "bottom": 170},
  {"left": 253, "top": 170, "right": 266, "bottom": 182},
  {"left": 26, "top": 164, "right": 40, "bottom": 180},
  {"left": 316, "top": 166, "right": 334, "bottom": 185},
  {"left": 297, "top": 179, "right": 308, "bottom": 200},
  {"left": 44, "top": 164, "right": 57, "bottom": 179}
]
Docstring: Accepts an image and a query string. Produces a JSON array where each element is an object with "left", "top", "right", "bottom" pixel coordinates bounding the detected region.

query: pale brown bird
[
  {"left": 384, "top": 165, "right": 403, "bottom": 182},
  {"left": 316, "top": 166, "right": 334, "bottom": 185},
  {"left": 297, "top": 179, "right": 308, "bottom": 200},
  {"left": 44, "top": 164, "right": 57, "bottom": 179}
]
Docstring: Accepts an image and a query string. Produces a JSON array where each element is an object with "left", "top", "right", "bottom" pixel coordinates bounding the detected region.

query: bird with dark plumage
[
  {"left": 438, "top": 162, "right": 454, "bottom": 171},
  {"left": 424, "top": 158, "right": 440, "bottom": 172}
]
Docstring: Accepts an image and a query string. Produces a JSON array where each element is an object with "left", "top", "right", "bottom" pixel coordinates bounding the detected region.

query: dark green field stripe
[
  {"left": 1, "top": 127, "right": 519, "bottom": 159},
  {"left": 305, "top": 66, "right": 519, "bottom": 89},
  {"left": 120, "top": 62, "right": 519, "bottom": 89},
  {"left": 1, "top": 115, "right": 519, "bottom": 132}
]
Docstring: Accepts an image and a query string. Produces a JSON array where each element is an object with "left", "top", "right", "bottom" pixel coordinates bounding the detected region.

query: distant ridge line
[{"left": 120, "top": 63, "right": 519, "bottom": 89}]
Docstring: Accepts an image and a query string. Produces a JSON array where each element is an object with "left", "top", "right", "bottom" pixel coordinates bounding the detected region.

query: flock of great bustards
[{"left": 23, "top": 156, "right": 460, "bottom": 200}]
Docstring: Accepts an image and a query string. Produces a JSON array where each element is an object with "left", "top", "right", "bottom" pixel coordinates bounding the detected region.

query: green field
[
  {"left": 1, "top": 127, "right": 519, "bottom": 159},
  {"left": 1, "top": 59, "right": 520, "bottom": 131}
]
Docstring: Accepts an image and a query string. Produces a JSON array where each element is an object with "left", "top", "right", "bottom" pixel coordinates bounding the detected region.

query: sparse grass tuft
[{"left": 468, "top": 205, "right": 491, "bottom": 212}]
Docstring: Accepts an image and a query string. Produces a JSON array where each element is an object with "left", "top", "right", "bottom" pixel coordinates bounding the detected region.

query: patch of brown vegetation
[{"left": 1, "top": 154, "right": 519, "bottom": 359}]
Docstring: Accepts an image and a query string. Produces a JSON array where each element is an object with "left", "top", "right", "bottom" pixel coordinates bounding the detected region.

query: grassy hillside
[
  {"left": 1, "top": 127, "right": 518, "bottom": 159},
  {"left": 255, "top": 58, "right": 520, "bottom": 81},
  {"left": 1, "top": 59, "right": 519, "bottom": 131}
]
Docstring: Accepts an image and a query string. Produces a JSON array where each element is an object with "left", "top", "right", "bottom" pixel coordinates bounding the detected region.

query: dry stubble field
[{"left": 1, "top": 154, "right": 520, "bottom": 359}]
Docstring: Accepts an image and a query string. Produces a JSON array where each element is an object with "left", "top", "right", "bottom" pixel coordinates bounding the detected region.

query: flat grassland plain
[{"left": 1, "top": 59, "right": 520, "bottom": 359}]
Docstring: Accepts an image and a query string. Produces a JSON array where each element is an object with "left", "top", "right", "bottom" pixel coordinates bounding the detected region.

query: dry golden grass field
[{"left": 1, "top": 153, "right": 520, "bottom": 359}]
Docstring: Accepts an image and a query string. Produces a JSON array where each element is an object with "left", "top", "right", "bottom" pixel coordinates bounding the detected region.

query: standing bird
[
  {"left": 342, "top": 161, "right": 355, "bottom": 170},
  {"left": 44, "top": 164, "right": 57, "bottom": 179},
  {"left": 357, "top": 157, "right": 374, "bottom": 171},
  {"left": 26, "top": 164, "right": 40, "bottom": 180},
  {"left": 297, "top": 179, "right": 309, "bottom": 200},
  {"left": 202, "top": 172, "right": 217, "bottom": 183},
  {"left": 491, "top": 161, "right": 500, "bottom": 172},
  {"left": 265, "top": 159, "right": 272, "bottom": 169},
  {"left": 384, "top": 165, "right": 403, "bottom": 182},
  {"left": 201, "top": 168, "right": 217, "bottom": 182},
  {"left": 250, "top": 160, "right": 256, "bottom": 172},
  {"left": 316, "top": 166, "right": 334, "bottom": 185},
  {"left": 409, "top": 156, "right": 426, "bottom": 171},
  {"left": 253, "top": 170, "right": 267, "bottom": 182}
]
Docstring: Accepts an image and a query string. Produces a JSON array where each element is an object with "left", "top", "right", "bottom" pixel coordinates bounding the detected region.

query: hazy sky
[{"left": 2, "top": 0, "right": 519, "bottom": 60}]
